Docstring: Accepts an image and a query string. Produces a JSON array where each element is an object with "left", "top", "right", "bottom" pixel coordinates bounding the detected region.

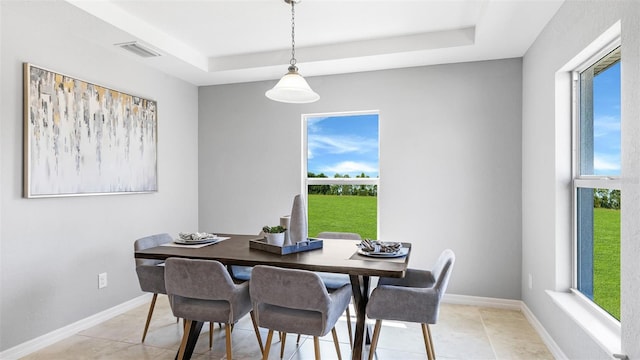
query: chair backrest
[
  {"left": 316, "top": 231, "right": 362, "bottom": 240},
  {"left": 432, "top": 249, "right": 455, "bottom": 297},
  {"left": 164, "top": 258, "right": 237, "bottom": 301},
  {"left": 250, "top": 265, "right": 331, "bottom": 313},
  {"left": 134, "top": 233, "right": 172, "bottom": 267}
]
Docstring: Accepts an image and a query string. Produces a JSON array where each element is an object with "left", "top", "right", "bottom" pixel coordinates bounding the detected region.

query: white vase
[{"left": 265, "top": 232, "right": 285, "bottom": 247}]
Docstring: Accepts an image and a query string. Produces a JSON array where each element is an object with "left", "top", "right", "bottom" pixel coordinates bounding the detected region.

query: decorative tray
[{"left": 249, "top": 238, "right": 323, "bottom": 255}]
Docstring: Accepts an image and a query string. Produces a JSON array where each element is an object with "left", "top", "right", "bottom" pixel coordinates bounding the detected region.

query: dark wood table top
[{"left": 135, "top": 233, "right": 411, "bottom": 278}]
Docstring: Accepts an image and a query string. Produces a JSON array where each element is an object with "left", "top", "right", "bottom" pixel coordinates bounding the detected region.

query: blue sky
[
  {"left": 593, "top": 61, "right": 621, "bottom": 175},
  {"left": 307, "top": 114, "right": 379, "bottom": 178}
]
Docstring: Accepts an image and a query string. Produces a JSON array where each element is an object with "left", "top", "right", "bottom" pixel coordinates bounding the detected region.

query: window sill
[{"left": 546, "top": 289, "right": 620, "bottom": 356}]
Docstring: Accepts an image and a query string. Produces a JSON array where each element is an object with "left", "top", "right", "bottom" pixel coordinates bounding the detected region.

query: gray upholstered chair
[
  {"left": 164, "top": 258, "right": 263, "bottom": 359},
  {"left": 313, "top": 231, "right": 362, "bottom": 347},
  {"left": 250, "top": 265, "right": 352, "bottom": 360},
  {"left": 134, "top": 233, "right": 172, "bottom": 342},
  {"left": 135, "top": 234, "right": 216, "bottom": 346},
  {"left": 366, "top": 249, "right": 455, "bottom": 360}
]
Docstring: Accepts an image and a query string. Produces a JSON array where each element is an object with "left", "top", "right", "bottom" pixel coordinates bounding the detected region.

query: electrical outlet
[
  {"left": 98, "top": 272, "right": 108, "bottom": 289},
  {"left": 528, "top": 274, "right": 533, "bottom": 290}
]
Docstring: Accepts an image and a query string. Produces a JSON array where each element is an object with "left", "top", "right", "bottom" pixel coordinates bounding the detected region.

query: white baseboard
[
  {"left": 443, "top": 293, "right": 522, "bottom": 310},
  {"left": 0, "top": 293, "right": 152, "bottom": 360},
  {"left": 521, "top": 301, "right": 568, "bottom": 360},
  {"left": 443, "top": 293, "right": 566, "bottom": 360}
]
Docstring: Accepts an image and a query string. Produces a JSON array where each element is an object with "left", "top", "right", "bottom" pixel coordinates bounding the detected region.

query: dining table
[{"left": 134, "top": 233, "right": 411, "bottom": 360}]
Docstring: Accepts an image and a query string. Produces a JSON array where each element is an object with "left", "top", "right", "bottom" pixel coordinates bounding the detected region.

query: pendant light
[{"left": 266, "top": 0, "right": 319, "bottom": 104}]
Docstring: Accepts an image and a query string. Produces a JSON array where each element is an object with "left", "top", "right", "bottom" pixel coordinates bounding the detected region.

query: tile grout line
[{"left": 478, "top": 309, "right": 500, "bottom": 360}]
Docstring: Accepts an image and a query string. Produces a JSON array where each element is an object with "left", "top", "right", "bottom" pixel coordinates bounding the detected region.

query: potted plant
[{"left": 262, "top": 225, "right": 286, "bottom": 246}]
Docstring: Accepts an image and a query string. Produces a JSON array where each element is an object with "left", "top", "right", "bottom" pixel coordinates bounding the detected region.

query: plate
[
  {"left": 174, "top": 237, "right": 219, "bottom": 245},
  {"left": 357, "top": 247, "right": 408, "bottom": 258}
]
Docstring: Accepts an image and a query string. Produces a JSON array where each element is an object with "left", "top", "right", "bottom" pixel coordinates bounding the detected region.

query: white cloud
[
  {"left": 594, "top": 115, "right": 620, "bottom": 137},
  {"left": 321, "top": 161, "right": 378, "bottom": 175},
  {"left": 594, "top": 155, "right": 620, "bottom": 173},
  {"left": 308, "top": 135, "right": 377, "bottom": 155}
]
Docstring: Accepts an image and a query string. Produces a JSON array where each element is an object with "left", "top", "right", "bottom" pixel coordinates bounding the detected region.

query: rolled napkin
[
  {"left": 178, "top": 232, "right": 217, "bottom": 242},
  {"left": 288, "top": 195, "right": 307, "bottom": 244},
  {"left": 358, "top": 239, "right": 402, "bottom": 253}
]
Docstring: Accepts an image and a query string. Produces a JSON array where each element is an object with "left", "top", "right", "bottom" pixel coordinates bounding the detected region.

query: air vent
[{"left": 115, "top": 41, "right": 162, "bottom": 58}]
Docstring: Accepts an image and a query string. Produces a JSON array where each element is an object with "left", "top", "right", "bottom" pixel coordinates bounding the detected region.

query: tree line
[
  {"left": 594, "top": 188, "right": 620, "bottom": 210},
  {"left": 308, "top": 172, "right": 377, "bottom": 196}
]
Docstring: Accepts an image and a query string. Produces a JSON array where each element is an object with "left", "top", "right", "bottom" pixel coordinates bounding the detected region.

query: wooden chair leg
[
  {"left": 280, "top": 332, "right": 287, "bottom": 358},
  {"left": 263, "top": 330, "right": 274, "bottom": 360},
  {"left": 225, "top": 323, "right": 233, "bottom": 360},
  {"left": 178, "top": 319, "right": 192, "bottom": 360},
  {"left": 422, "top": 323, "right": 435, "bottom": 360},
  {"left": 368, "top": 320, "right": 382, "bottom": 360},
  {"left": 346, "top": 306, "right": 353, "bottom": 349},
  {"left": 313, "top": 336, "right": 321, "bottom": 360},
  {"left": 250, "top": 311, "right": 264, "bottom": 353},
  {"left": 209, "top": 322, "right": 214, "bottom": 349},
  {"left": 331, "top": 327, "right": 342, "bottom": 360},
  {"left": 141, "top": 293, "right": 158, "bottom": 342}
]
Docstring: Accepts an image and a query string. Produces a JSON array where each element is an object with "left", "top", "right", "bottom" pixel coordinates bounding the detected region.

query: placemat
[
  {"left": 349, "top": 247, "right": 409, "bottom": 262},
  {"left": 161, "top": 237, "right": 230, "bottom": 248}
]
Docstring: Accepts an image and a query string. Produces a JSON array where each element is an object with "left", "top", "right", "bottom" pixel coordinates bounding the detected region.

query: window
[
  {"left": 303, "top": 111, "right": 379, "bottom": 239},
  {"left": 573, "top": 45, "right": 621, "bottom": 320}
]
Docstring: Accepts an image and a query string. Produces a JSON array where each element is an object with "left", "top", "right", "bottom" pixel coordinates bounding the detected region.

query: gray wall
[
  {"left": 199, "top": 59, "right": 523, "bottom": 299},
  {"left": 0, "top": 2, "right": 199, "bottom": 350},
  {"left": 522, "top": 0, "right": 640, "bottom": 358}
]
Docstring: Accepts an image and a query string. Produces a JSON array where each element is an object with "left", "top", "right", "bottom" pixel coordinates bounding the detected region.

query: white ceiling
[{"left": 64, "top": 0, "right": 565, "bottom": 86}]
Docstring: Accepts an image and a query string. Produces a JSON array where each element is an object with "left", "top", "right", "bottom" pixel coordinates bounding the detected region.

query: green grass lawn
[
  {"left": 593, "top": 207, "right": 620, "bottom": 320},
  {"left": 307, "top": 194, "right": 377, "bottom": 239}
]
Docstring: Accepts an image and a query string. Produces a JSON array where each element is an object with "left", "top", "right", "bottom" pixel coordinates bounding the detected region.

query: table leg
[
  {"left": 350, "top": 275, "right": 370, "bottom": 360},
  {"left": 175, "top": 320, "right": 203, "bottom": 360}
]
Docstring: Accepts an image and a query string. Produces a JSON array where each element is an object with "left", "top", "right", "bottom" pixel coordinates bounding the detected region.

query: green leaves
[{"left": 262, "top": 225, "right": 286, "bottom": 233}]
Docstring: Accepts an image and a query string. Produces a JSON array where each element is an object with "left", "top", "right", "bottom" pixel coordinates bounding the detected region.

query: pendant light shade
[
  {"left": 266, "top": 0, "right": 319, "bottom": 104},
  {"left": 266, "top": 66, "right": 319, "bottom": 104}
]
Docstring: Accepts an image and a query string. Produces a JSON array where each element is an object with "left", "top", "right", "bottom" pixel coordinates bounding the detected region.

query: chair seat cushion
[
  {"left": 317, "top": 272, "right": 351, "bottom": 289},
  {"left": 230, "top": 265, "right": 252, "bottom": 281},
  {"left": 378, "top": 269, "right": 435, "bottom": 288}
]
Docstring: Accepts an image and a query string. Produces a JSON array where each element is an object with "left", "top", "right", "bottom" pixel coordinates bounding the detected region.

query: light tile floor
[{"left": 22, "top": 296, "right": 553, "bottom": 359}]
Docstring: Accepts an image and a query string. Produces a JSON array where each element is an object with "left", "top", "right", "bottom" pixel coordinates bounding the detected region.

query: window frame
[
  {"left": 301, "top": 110, "right": 380, "bottom": 235},
  {"left": 570, "top": 39, "right": 621, "bottom": 321}
]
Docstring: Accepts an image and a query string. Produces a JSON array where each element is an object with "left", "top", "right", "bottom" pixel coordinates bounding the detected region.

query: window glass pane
[
  {"left": 306, "top": 113, "right": 379, "bottom": 239},
  {"left": 307, "top": 114, "right": 379, "bottom": 177},
  {"left": 579, "top": 48, "right": 621, "bottom": 176},
  {"left": 576, "top": 187, "right": 621, "bottom": 320},
  {"left": 307, "top": 186, "right": 377, "bottom": 239}
]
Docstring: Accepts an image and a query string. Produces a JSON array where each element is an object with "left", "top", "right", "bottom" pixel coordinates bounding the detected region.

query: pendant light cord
[{"left": 290, "top": 0, "right": 296, "bottom": 67}]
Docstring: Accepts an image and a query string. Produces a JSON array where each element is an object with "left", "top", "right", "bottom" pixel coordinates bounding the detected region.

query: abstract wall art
[{"left": 23, "top": 63, "right": 158, "bottom": 198}]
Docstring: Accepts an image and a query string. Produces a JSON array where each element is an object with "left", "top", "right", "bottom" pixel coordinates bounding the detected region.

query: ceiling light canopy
[{"left": 265, "top": 0, "right": 319, "bottom": 104}]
